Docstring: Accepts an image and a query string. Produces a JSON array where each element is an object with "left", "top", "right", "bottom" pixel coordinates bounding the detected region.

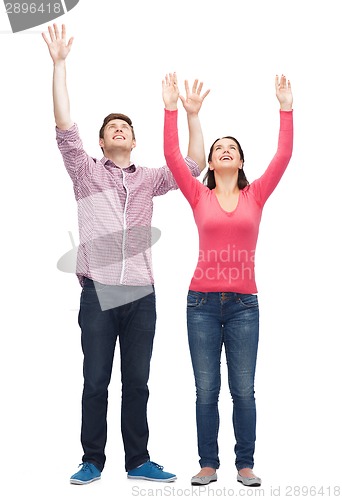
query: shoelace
[
  {"left": 78, "top": 462, "right": 92, "bottom": 471},
  {"left": 149, "top": 461, "right": 164, "bottom": 470}
]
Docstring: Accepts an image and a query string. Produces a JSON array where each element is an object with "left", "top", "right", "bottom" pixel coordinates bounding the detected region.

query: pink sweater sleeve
[
  {"left": 163, "top": 109, "right": 203, "bottom": 208},
  {"left": 251, "top": 110, "right": 293, "bottom": 206}
]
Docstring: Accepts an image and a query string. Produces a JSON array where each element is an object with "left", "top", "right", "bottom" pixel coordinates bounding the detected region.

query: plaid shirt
[{"left": 56, "top": 123, "right": 200, "bottom": 286}]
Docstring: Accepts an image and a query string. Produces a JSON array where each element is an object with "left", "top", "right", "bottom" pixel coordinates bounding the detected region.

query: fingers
[
  {"left": 43, "top": 23, "right": 68, "bottom": 43},
  {"left": 47, "top": 24, "right": 55, "bottom": 42},
  {"left": 54, "top": 23, "right": 60, "bottom": 39},
  {"left": 163, "top": 72, "right": 178, "bottom": 88},
  {"left": 191, "top": 79, "right": 203, "bottom": 95},
  {"left": 275, "top": 74, "right": 279, "bottom": 90},
  {"left": 192, "top": 79, "right": 199, "bottom": 94},
  {"left": 164, "top": 74, "right": 209, "bottom": 99},
  {"left": 191, "top": 79, "right": 209, "bottom": 98},
  {"left": 41, "top": 31, "right": 49, "bottom": 44},
  {"left": 61, "top": 23, "right": 66, "bottom": 41},
  {"left": 275, "top": 74, "right": 285, "bottom": 89},
  {"left": 184, "top": 80, "right": 190, "bottom": 96},
  {"left": 179, "top": 95, "right": 186, "bottom": 106},
  {"left": 202, "top": 88, "right": 211, "bottom": 100},
  {"left": 67, "top": 37, "right": 74, "bottom": 49},
  {"left": 275, "top": 74, "right": 290, "bottom": 90}
]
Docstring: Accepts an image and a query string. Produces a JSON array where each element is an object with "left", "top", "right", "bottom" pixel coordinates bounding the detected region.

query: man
[{"left": 42, "top": 24, "right": 209, "bottom": 485}]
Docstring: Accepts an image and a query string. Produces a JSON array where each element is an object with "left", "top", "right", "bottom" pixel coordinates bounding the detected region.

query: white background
[{"left": 1, "top": 1, "right": 341, "bottom": 499}]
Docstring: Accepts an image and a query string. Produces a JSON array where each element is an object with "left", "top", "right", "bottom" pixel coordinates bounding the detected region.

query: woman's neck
[{"left": 213, "top": 171, "right": 239, "bottom": 194}]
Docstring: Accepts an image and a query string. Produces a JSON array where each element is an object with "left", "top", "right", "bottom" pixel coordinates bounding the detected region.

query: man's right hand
[{"left": 42, "top": 23, "right": 74, "bottom": 64}]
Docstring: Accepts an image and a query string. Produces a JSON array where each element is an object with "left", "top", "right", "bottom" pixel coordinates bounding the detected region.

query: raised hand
[
  {"left": 42, "top": 24, "right": 74, "bottom": 64},
  {"left": 162, "top": 72, "right": 180, "bottom": 110},
  {"left": 179, "top": 79, "right": 210, "bottom": 116},
  {"left": 275, "top": 74, "right": 293, "bottom": 111}
]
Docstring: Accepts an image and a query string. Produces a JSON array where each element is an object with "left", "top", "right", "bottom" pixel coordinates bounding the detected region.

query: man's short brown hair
[{"left": 99, "top": 113, "right": 135, "bottom": 141}]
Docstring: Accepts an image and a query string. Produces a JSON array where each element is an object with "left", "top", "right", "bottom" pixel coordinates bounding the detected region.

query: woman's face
[{"left": 209, "top": 138, "right": 243, "bottom": 172}]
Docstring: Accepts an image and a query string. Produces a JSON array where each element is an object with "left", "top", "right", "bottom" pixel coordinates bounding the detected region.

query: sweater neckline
[{"left": 212, "top": 189, "right": 241, "bottom": 215}]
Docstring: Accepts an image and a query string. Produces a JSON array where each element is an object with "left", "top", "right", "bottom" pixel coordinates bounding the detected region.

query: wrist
[
  {"left": 165, "top": 105, "right": 178, "bottom": 111},
  {"left": 53, "top": 59, "right": 67, "bottom": 68},
  {"left": 279, "top": 102, "right": 292, "bottom": 111}
]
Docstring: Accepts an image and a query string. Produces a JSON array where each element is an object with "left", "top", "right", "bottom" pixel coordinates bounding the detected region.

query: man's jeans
[
  {"left": 78, "top": 278, "right": 156, "bottom": 472},
  {"left": 187, "top": 291, "right": 259, "bottom": 471}
]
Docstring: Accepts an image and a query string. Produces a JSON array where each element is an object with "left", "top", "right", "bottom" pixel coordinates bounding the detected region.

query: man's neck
[{"left": 104, "top": 150, "right": 132, "bottom": 168}]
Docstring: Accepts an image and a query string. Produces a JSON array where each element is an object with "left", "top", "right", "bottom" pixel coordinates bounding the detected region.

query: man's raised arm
[
  {"left": 180, "top": 78, "right": 210, "bottom": 172},
  {"left": 42, "top": 23, "right": 74, "bottom": 130}
]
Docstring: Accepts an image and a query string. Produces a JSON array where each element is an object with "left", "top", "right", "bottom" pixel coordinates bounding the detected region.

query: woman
[{"left": 162, "top": 73, "right": 293, "bottom": 486}]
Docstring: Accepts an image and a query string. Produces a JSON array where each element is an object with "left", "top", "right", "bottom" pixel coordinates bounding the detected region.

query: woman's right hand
[
  {"left": 162, "top": 72, "right": 179, "bottom": 111},
  {"left": 275, "top": 74, "right": 293, "bottom": 111}
]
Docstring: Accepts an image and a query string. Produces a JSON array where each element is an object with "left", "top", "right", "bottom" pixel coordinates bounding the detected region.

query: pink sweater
[{"left": 164, "top": 109, "right": 293, "bottom": 293}]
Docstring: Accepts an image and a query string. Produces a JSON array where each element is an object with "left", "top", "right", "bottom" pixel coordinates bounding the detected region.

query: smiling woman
[
  {"left": 202, "top": 135, "right": 249, "bottom": 212},
  {"left": 162, "top": 72, "right": 293, "bottom": 487},
  {"left": 204, "top": 136, "right": 248, "bottom": 189}
]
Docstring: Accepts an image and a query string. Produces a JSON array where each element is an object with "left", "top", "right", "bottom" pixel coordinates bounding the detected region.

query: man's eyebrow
[{"left": 106, "top": 122, "right": 129, "bottom": 127}]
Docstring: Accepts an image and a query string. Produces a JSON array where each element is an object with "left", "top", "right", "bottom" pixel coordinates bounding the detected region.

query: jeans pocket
[
  {"left": 187, "top": 290, "right": 205, "bottom": 308},
  {"left": 237, "top": 293, "right": 258, "bottom": 308}
]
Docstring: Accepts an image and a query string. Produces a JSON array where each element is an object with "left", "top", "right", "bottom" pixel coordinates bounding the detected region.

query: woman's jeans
[
  {"left": 78, "top": 278, "right": 156, "bottom": 472},
  {"left": 187, "top": 291, "right": 259, "bottom": 471}
]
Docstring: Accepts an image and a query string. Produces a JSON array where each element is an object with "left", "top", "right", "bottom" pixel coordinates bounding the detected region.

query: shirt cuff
[
  {"left": 184, "top": 155, "right": 201, "bottom": 177},
  {"left": 56, "top": 123, "right": 79, "bottom": 140}
]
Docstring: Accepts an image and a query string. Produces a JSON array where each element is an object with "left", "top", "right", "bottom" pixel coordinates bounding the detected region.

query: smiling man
[{"left": 42, "top": 24, "right": 209, "bottom": 485}]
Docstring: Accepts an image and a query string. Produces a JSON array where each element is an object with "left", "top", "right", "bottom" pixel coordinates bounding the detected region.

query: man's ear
[
  {"left": 131, "top": 139, "right": 136, "bottom": 151},
  {"left": 99, "top": 138, "right": 104, "bottom": 148}
]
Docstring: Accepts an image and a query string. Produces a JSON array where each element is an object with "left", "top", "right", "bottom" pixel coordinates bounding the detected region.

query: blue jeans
[
  {"left": 78, "top": 278, "right": 156, "bottom": 472},
  {"left": 187, "top": 291, "right": 259, "bottom": 471}
]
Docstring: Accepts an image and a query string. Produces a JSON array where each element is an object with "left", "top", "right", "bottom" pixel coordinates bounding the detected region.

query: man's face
[{"left": 99, "top": 119, "right": 136, "bottom": 153}]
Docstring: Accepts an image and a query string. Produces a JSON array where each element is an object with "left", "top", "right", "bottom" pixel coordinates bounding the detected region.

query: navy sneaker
[
  {"left": 127, "top": 461, "right": 176, "bottom": 482},
  {"left": 70, "top": 462, "right": 101, "bottom": 485}
]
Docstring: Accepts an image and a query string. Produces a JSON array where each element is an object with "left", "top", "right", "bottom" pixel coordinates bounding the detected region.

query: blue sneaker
[
  {"left": 127, "top": 460, "right": 176, "bottom": 482},
  {"left": 70, "top": 462, "right": 101, "bottom": 485}
]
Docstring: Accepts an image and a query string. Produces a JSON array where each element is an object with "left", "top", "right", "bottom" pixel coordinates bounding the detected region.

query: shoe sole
[
  {"left": 191, "top": 478, "right": 217, "bottom": 486},
  {"left": 70, "top": 477, "right": 101, "bottom": 485},
  {"left": 127, "top": 475, "right": 177, "bottom": 482},
  {"left": 237, "top": 478, "right": 261, "bottom": 487}
]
